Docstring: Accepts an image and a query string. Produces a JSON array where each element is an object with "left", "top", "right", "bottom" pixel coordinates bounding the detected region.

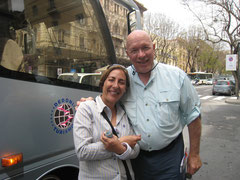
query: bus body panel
[
  {"left": 0, "top": 76, "right": 99, "bottom": 179},
  {"left": 0, "top": 0, "right": 142, "bottom": 179}
]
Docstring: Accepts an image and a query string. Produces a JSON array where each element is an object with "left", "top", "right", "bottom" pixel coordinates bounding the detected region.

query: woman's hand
[
  {"left": 101, "top": 133, "right": 126, "bottom": 154},
  {"left": 118, "top": 135, "right": 141, "bottom": 148}
]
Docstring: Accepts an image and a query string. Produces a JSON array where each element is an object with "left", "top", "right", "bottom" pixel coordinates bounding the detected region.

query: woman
[{"left": 73, "top": 65, "right": 141, "bottom": 180}]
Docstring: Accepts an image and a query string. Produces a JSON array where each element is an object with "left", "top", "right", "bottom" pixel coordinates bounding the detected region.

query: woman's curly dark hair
[{"left": 99, "top": 65, "right": 130, "bottom": 91}]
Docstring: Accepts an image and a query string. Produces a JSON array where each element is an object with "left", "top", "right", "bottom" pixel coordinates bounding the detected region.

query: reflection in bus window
[
  {"left": 58, "top": 72, "right": 102, "bottom": 87},
  {"left": 0, "top": 0, "right": 111, "bottom": 85}
]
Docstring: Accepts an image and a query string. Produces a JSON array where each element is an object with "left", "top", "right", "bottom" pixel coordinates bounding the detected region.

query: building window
[
  {"left": 58, "top": 29, "right": 65, "bottom": 43},
  {"left": 49, "top": 0, "right": 56, "bottom": 9},
  {"left": 114, "top": 4, "right": 119, "bottom": 14},
  {"left": 124, "top": 9, "right": 128, "bottom": 16},
  {"left": 114, "top": 21, "right": 119, "bottom": 35},
  {"left": 32, "top": 5, "right": 38, "bottom": 16},
  {"left": 76, "top": 13, "right": 85, "bottom": 25},
  {"left": 80, "top": 36, "right": 84, "bottom": 49},
  {"left": 52, "top": 21, "right": 58, "bottom": 26},
  {"left": 104, "top": 0, "right": 109, "bottom": 10}
]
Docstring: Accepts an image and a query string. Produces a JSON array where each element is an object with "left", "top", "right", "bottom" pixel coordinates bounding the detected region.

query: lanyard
[{"left": 101, "top": 110, "right": 132, "bottom": 180}]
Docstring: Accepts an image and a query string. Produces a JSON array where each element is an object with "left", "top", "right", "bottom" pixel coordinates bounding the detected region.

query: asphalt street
[{"left": 183, "top": 85, "right": 240, "bottom": 180}]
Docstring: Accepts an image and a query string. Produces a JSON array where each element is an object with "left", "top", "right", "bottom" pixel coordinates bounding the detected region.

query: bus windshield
[
  {"left": 0, "top": 0, "right": 114, "bottom": 87},
  {"left": 0, "top": 0, "right": 142, "bottom": 179}
]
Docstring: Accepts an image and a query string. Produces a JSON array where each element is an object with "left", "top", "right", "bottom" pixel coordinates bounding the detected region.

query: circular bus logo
[{"left": 50, "top": 98, "right": 75, "bottom": 134}]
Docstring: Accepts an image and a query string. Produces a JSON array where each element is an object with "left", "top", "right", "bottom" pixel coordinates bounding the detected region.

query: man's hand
[
  {"left": 118, "top": 135, "right": 141, "bottom": 148},
  {"left": 75, "top": 97, "right": 94, "bottom": 110},
  {"left": 101, "top": 133, "right": 126, "bottom": 154},
  {"left": 187, "top": 153, "right": 202, "bottom": 175}
]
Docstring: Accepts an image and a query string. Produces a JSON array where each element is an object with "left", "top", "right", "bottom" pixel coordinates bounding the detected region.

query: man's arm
[
  {"left": 118, "top": 135, "right": 141, "bottom": 148},
  {"left": 187, "top": 116, "right": 202, "bottom": 175}
]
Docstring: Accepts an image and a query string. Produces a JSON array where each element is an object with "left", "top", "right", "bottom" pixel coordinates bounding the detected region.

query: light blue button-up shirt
[{"left": 121, "top": 61, "right": 201, "bottom": 151}]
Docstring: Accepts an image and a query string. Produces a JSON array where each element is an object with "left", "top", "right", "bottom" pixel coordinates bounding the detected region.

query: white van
[{"left": 58, "top": 72, "right": 102, "bottom": 87}]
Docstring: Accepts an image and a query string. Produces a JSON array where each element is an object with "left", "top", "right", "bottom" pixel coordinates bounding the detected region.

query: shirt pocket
[{"left": 155, "top": 90, "right": 180, "bottom": 128}]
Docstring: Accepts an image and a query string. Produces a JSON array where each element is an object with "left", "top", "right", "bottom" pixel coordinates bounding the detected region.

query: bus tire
[{"left": 40, "top": 175, "right": 61, "bottom": 180}]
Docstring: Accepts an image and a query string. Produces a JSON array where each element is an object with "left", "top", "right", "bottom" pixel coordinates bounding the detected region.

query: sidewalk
[{"left": 225, "top": 91, "right": 240, "bottom": 105}]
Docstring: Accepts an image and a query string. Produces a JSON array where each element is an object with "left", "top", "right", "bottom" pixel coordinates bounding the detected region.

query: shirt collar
[
  {"left": 129, "top": 60, "right": 158, "bottom": 86},
  {"left": 95, "top": 95, "right": 106, "bottom": 113},
  {"left": 95, "top": 95, "right": 125, "bottom": 117}
]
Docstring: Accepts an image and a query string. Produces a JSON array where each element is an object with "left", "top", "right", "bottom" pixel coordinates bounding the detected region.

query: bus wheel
[{"left": 41, "top": 175, "right": 61, "bottom": 180}]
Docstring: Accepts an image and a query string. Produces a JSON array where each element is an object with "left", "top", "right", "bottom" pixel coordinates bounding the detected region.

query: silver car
[{"left": 212, "top": 80, "right": 235, "bottom": 96}]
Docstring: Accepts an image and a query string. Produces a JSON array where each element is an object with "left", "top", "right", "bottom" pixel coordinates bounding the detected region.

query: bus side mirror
[{"left": 127, "top": 10, "right": 137, "bottom": 34}]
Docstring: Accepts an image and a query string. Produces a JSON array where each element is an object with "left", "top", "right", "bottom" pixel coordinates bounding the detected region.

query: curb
[
  {"left": 225, "top": 99, "right": 240, "bottom": 105},
  {"left": 225, "top": 93, "right": 240, "bottom": 104}
]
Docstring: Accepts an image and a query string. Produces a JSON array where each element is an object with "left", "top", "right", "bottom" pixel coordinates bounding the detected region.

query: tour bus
[
  {"left": 188, "top": 72, "right": 213, "bottom": 85},
  {"left": 0, "top": 0, "right": 141, "bottom": 179}
]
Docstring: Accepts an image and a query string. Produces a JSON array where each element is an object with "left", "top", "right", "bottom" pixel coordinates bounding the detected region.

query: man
[
  {"left": 122, "top": 30, "right": 202, "bottom": 179},
  {"left": 77, "top": 30, "right": 202, "bottom": 179}
]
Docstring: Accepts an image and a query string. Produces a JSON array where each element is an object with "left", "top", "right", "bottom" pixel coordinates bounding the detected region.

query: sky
[{"left": 136, "top": 0, "right": 200, "bottom": 29}]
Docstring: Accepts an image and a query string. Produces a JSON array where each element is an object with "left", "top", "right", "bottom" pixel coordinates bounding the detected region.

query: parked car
[
  {"left": 58, "top": 72, "right": 102, "bottom": 86},
  {"left": 212, "top": 80, "right": 235, "bottom": 96},
  {"left": 229, "top": 76, "right": 235, "bottom": 85}
]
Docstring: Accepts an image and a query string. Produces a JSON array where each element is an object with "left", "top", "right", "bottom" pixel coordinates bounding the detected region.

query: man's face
[{"left": 126, "top": 33, "right": 155, "bottom": 74}]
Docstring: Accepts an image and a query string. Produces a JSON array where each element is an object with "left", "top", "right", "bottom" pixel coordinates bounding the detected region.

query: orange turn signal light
[{"left": 1, "top": 153, "right": 23, "bottom": 167}]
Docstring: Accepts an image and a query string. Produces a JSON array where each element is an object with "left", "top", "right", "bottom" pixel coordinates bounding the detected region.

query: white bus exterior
[
  {"left": 188, "top": 72, "right": 213, "bottom": 85},
  {"left": 0, "top": 0, "right": 141, "bottom": 179}
]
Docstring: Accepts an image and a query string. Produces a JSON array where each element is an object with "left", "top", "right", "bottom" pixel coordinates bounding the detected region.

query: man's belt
[{"left": 140, "top": 133, "right": 183, "bottom": 156}]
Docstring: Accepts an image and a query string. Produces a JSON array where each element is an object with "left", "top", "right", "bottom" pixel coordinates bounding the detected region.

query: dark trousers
[{"left": 131, "top": 133, "right": 185, "bottom": 180}]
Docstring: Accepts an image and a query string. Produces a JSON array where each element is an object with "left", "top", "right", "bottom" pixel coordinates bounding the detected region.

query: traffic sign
[{"left": 226, "top": 54, "right": 237, "bottom": 71}]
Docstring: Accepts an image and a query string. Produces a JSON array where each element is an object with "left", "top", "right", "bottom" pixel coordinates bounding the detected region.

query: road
[{"left": 183, "top": 85, "right": 240, "bottom": 180}]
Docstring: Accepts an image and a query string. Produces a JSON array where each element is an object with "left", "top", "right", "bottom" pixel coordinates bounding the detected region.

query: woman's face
[{"left": 101, "top": 69, "right": 127, "bottom": 107}]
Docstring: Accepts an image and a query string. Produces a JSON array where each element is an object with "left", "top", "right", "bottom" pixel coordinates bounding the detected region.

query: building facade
[{"left": 100, "top": 0, "right": 146, "bottom": 65}]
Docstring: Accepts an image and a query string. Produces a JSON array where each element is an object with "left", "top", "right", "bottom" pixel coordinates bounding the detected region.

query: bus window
[
  {"left": 188, "top": 72, "right": 213, "bottom": 85},
  {"left": 0, "top": 0, "right": 142, "bottom": 179},
  {"left": 0, "top": 0, "right": 112, "bottom": 87}
]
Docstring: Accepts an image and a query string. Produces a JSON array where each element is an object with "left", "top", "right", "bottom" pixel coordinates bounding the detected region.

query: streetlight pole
[
  {"left": 237, "top": 43, "right": 240, "bottom": 99},
  {"left": 234, "top": 43, "right": 240, "bottom": 99}
]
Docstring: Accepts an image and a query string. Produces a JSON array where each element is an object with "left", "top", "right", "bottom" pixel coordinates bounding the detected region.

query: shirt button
[
  {"left": 148, "top": 134, "right": 151, "bottom": 137},
  {"left": 145, "top": 103, "right": 148, "bottom": 106},
  {"left": 147, "top": 119, "right": 149, "bottom": 122}
]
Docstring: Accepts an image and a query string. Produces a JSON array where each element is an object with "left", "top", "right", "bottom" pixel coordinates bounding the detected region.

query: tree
[
  {"left": 197, "top": 41, "right": 226, "bottom": 74},
  {"left": 182, "top": 0, "right": 240, "bottom": 98},
  {"left": 177, "top": 26, "right": 205, "bottom": 72},
  {"left": 144, "top": 12, "right": 180, "bottom": 64}
]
